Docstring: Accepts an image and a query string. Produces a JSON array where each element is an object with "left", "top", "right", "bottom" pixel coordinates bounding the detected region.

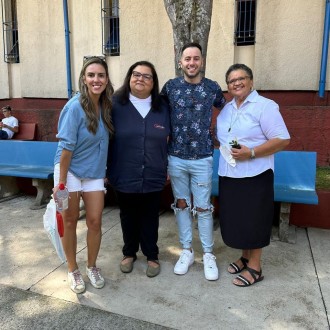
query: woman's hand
[
  {"left": 230, "top": 145, "right": 252, "bottom": 161},
  {"left": 230, "top": 138, "right": 291, "bottom": 161},
  {"left": 53, "top": 184, "right": 60, "bottom": 194},
  {"left": 52, "top": 182, "right": 66, "bottom": 195}
]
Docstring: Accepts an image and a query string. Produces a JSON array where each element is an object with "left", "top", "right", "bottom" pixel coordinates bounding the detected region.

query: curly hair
[
  {"left": 78, "top": 57, "right": 114, "bottom": 135},
  {"left": 225, "top": 63, "right": 254, "bottom": 84}
]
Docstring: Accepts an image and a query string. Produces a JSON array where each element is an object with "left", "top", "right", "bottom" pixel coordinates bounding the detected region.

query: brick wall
[
  {"left": 263, "top": 91, "right": 330, "bottom": 166},
  {"left": 0, "top": 98, "right": 65, "bottom": 141},
  {"left": 281, "top": 107, "right": 330, "bottom": 166}
]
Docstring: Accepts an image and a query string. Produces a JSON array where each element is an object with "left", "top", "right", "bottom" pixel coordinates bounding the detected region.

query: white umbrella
[{"left": 43, "top": 197, "right": 66, "bottom": 263}]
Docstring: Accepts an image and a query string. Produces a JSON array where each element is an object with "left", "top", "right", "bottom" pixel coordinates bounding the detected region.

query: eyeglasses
[
  {"left": 227, "top": 76, "right": 250, "bottom": 85},
  {"left": 132, "top": 71, "right": 153, "bottom": 81}
]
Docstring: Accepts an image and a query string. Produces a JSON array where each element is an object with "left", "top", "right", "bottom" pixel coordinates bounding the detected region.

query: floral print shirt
[{"left": 161, "top": 77, "right": 225, "bottom": 160}]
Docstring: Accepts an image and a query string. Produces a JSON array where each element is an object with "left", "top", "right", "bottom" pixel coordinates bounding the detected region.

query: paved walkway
[{"left": 0, "top": 195, "right": 329, "bottom": 329}]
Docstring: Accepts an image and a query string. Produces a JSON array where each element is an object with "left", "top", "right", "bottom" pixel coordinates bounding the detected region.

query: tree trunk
[{"left": 164, "top": 0, "right": 213, "bottom": 77}]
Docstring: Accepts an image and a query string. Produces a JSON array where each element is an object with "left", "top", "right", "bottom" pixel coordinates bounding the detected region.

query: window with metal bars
[
  {"left": 1, "top": 0, "right": 19, "bottom": 62},
  {"left": 101, "top": 0, "right": 120, "bottom": 56},
  {"left": 235, "top": 0, "right": 256, "bottom": 46}
]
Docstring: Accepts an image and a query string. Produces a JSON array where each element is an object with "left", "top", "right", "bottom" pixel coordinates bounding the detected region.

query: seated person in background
[{"left": 0, "top": 106, "right": 19, "bottom": 139}]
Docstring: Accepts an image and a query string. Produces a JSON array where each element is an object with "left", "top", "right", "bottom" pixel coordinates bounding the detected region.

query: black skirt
[{"left": 218, "top": 169, "right": 274, "bottom": 249}]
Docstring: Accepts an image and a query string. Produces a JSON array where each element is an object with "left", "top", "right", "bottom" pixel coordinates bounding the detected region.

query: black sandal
[
  {"left": 228, "top": 256, "right": 249, "bottom": 274},
  {"left": 233, "top": 266, "right": 264, "bottom": 287}
]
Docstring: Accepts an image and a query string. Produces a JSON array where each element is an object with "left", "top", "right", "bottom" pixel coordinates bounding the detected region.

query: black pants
[
  {"left": 0, "top": 130, "right": 8, "bottom": 139},
  {"left": 116, "top": 190, "right": 161, "bottom": 261}
]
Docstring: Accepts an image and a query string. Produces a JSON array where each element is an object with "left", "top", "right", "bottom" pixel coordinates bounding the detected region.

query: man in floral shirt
[{"left": 161, "top": 42, "right": 226, "bottom": 281}]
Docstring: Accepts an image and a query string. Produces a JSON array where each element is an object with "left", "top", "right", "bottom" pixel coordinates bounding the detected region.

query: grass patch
[{"left": 316, "top": 167, "right": 330, "bottom": 190}]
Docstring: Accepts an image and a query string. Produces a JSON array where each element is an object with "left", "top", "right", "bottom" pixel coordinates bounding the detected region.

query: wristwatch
[{"left": 250, "top": 148, "right": 256, "bottom": 159}]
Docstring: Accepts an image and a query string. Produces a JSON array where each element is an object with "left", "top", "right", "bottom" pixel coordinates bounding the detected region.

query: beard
[{"left": 182, "top": 67, "right": 201, "bottom": 79}]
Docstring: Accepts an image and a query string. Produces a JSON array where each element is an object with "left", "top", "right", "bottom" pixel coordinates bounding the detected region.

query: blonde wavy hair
[{"left": 78, "top": 57, "right": 114, "bottom": 135}]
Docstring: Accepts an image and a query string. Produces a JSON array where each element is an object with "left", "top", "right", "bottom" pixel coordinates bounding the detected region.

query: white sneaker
[
  {"left": 174, "top": 249, "right": 194, "bottom": 275},
  {"left": 203, "top": 253, "right": 219, "bottom": 281},
  {"left": 86, "top": 266, "right": 105, "bottom": 289},
  {"left": 68, "top": 269, "right": 85, "bottom": 294}
]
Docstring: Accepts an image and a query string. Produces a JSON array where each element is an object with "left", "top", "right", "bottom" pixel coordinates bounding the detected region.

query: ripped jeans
[{"left": 168, "top": 155, "right": 214, "bottom": 253}]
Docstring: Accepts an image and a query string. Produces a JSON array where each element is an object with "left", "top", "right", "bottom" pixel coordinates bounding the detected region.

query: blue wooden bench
[
  {"left": 273, "top": 151, "right": 318, "bottom": 242},
  {"left": 0, "top": 140, "right": 58, "bottom": 209},
  {"left": 212, "top": 149, "right": 318, "bottom": 243}
]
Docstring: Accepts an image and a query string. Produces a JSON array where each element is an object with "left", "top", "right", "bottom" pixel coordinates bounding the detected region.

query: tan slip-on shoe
[
  {"left": 146, "top": 260, "right": 160, "bottom": 278},
  {"left": 120, "top": 256, "right": 137, "bottom": 273}
]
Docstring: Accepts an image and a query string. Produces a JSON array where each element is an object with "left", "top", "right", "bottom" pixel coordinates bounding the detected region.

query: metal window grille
[
  {"left": 234, "top": 0, "right": 256, "bottom": 46},
  {"left": 1, "top": 0, "right": 19, "bottom": 62},
  {"left": 101, "top": 0, "right": 120, "bottom": 56}
]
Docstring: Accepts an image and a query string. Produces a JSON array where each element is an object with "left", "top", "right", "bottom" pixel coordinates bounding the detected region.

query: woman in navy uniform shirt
[{"left": 107, "top": 61, "right": 170, "bottom": 278}]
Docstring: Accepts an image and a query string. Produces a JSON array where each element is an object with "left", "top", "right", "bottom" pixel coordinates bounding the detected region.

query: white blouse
[
  {"left": 129, "top": 93, "right": 151, "bottom": 118},
  {"left": 216, "top": 90, "right": 290, "bottom": 178}
]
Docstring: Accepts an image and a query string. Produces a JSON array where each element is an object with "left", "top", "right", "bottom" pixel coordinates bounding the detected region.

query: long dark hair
[
  {"left": 114, "top": 60, "right": 161, "bottom": 110},
  {"left": 78, "top": 57, "right": 114, "bottom": 135}
]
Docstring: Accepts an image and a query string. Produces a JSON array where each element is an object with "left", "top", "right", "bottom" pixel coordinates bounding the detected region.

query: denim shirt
[
  {"left": 161, "top": 77, "right": 225, "bottom": 160},
  {"left": 54, "top": 94, "right": 109, "bottom": 179}
]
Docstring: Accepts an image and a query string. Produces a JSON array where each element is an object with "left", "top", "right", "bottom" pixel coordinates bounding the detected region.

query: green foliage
[
  {"left": 229, "top": 138, "right": 241, "bottom": 149},
  {"left": 316, "top": 167, "right": 330, "bottom": 190}
]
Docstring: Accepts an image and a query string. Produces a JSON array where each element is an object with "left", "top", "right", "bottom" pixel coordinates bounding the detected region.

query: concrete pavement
[{"left": 0, "top": 195, "right": 329, "bottom": 329}]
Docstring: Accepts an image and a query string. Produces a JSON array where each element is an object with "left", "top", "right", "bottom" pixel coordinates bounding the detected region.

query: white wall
[
  {"left": 18, "top": 0, "right": 66, "bottom": 98},
  {"left": 254, "top": 0, "right": 324, "bottom": 90},
  {"left": 114, "top": 0, "right": 174, "bottom": 89}
]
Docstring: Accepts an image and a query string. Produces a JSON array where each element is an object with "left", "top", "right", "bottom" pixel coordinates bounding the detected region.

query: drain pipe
[
  {"left": 63, "top": 0, "right": 73, "bottom": 99},
  {"left": 319, "top": 0, "right": 330, "bottom": 98}
]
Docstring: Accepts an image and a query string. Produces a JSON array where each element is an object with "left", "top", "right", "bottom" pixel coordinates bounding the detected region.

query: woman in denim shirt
[{"left": 54, "top": 57, "right": 114, "bottom": 293}]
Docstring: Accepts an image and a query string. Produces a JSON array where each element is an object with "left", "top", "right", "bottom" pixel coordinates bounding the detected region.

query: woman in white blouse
[{"left": 216, "top": 64, "right": 290, "bottom": 287}]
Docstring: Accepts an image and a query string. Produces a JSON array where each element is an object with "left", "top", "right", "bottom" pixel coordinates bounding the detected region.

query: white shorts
[{"left": 54, "top": 163, "right": 106, "bottom": 193}]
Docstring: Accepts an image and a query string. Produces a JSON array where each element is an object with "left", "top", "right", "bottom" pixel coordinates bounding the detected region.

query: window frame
[
  {"left": 101, "top": 0, "right": 120, "bottom": 56},
  {"left": 234, "top": 0, "right": 256, "bottom": 46},
  {"left": 1, "top": 0, "right": 19, "bottom": 63}
]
